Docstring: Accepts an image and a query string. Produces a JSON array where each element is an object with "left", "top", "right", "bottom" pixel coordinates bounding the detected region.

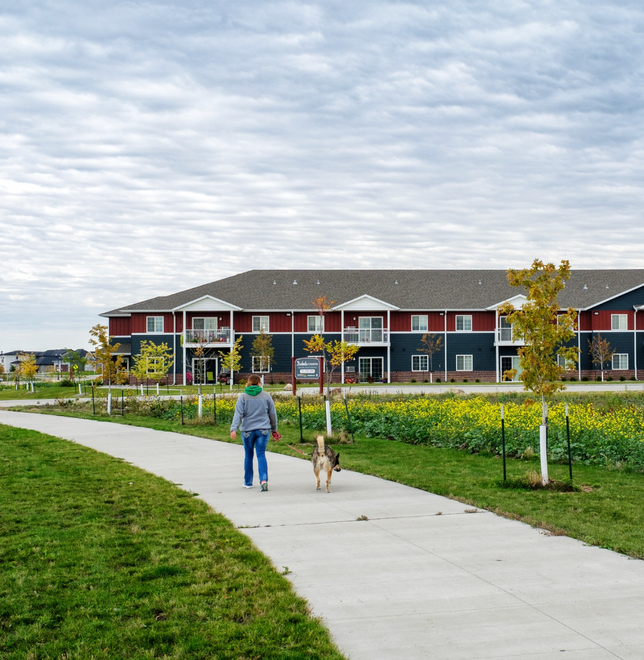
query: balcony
[
  {"left": 184, "top": 328, "right": 234, "bottom": 347},
  {"left": 344, "top": 328, "right": 390, "bottom": 346},
  {"left": 495, "top": 327, "right": 525, "bottom": 346}
]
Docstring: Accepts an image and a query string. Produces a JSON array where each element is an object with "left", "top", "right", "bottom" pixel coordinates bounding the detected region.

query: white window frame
[
  {"left": 611, "top": 314, "right": 628, "bottom": 330},
  {"left": 252, "top": 316, "right": 270, "bottom": 333},
  {"left": 612, "top": 354, "right": 628, "bottom": 370},
  {"left": 412, "top": 355, "right": 428, "bottom": 372},
  {"left": 411, "top": 315, "right": 428, "bottom": 332},
  {"left": 456, "top": 355, "right": 473, "bottom": 371},
  {"left": 146, "top": 316, "right": 164, "bottom": 333},
  {"left": 556, "top": 355, "right": 574, "bottom": 370},
  {"left": 193, "top": 317, "right": 217, "bottom": 330},
  {"left": 456, "top": 315, "right": 472, "bottom": 332},
  {"left": 308, "top": 315, "right": 324, "bottom": 333},
  {"left": 252, "top": 356, "right": 271, "bottom": 373}
]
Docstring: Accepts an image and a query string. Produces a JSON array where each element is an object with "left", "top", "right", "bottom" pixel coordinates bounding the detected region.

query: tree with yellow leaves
[
  {"left": 499, "top": 259, "right": 579, "bottom": 484},
  {"left": 303, "top": 334, "right": 359, "bottom": 396},
  {"left": 88, "top": 324, "right": 126, "bottom": 385}
]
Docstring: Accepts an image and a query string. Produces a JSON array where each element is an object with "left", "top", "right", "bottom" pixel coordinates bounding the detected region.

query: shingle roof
[{"left": 102, "top": 269, "right": 644, "bottom": 315}]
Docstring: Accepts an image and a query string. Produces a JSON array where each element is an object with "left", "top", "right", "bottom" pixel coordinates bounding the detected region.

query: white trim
[
  {"left": 251, "top": 356, "right": 271, "bottom": 373},
  {"left": 252, "top": 316, "right": 270, "bottom": 333},
  {"left": 487, "top": 294, "right": 527, "bottom": 311},
  {"left": 146, "top": 316, "right": 164, "bottom": 333},
  {"left": 172, "top": 295, "right": 242, "bottom": 312},
  {"left": 611, "top": 313, "right": 628, "bottom": 331},
  {"left": 412, "top": 354, "right": 429, "bottom": 371},
  {"left": 411, "top": 315, "right": 428, "bottom": 332},
  {"left": 456, "top": 355, "right": 473, "bottom": 371},
  {"left": 455, "top": 315, "right": 472, "bottom": 332},
  {"left": 581, "top": 281, "right": 644, "bottom": 310},
  {"left": 333, "top": 294, "right": 399, "bottom": 311},
  {"left": 307, "top": 315, "right": 324, "bottom": 333},
  {"left": 612, "top": 354, "right": 629, "bottom": 370}
]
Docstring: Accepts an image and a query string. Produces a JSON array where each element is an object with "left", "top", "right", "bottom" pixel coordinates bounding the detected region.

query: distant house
[
  {"left": 0, "top": 349, "right": 91, "bottom": 375},
  {"left": 100, "top": 269, "right": 644, "bottom": 384}
]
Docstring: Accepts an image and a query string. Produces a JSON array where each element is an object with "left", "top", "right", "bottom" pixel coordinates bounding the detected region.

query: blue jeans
[{"left": 242, "top": 429, "right": 269, "bottom": 486}]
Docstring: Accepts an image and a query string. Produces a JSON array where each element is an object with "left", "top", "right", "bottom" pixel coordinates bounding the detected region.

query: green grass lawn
[
  {"left": 12, "top": 403, "right": 644, "bottom": 561},
  {"left": 0, "top": 424, "right": 346, "bottom": 660}
]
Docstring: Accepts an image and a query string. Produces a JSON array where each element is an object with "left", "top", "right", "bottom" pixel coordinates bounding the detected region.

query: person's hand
[
  {"left": 230, "top": 431, "right": 237, "bottom": 440},
  {"left": 272, "top": 432, "right": 281, "bottom": 442}
]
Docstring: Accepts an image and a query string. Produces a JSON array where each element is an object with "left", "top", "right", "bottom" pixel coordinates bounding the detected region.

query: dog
[{"left": 311, "top": 435, "right": 341, "bottom": 493}]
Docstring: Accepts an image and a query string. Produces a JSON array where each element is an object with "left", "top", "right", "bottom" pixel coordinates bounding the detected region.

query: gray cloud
[{"left": 1, "top": 0, "right": 644, "bottom": 350}]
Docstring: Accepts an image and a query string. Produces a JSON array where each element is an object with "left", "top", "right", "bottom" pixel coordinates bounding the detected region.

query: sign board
[{"left": 295, "top": 357, "right": 320, "bottom": 379}]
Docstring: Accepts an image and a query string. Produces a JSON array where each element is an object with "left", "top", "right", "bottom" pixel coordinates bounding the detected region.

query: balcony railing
[
  {"left": 184, "top": 328, "right": 233, "bottom": 345},
  {"left": 495, "top": 328, "right": 524, "bottom": 346},
  {"left": 343, "top": 328, "right": 389, "bottom": 345}
]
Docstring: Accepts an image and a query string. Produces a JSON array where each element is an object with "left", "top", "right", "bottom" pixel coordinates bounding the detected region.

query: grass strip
[
  {"left": 13, "top": 404, "right": 644, "bottom": 560},
  {"left": 0, "top": 424, "right": 346, "bottom": 660}
]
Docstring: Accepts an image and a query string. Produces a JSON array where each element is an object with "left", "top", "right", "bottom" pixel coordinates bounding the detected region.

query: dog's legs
[
  {"left": 315, "top": 468, "right": 321, "bottom": 491},
  {"left": 326, "top": 467, "right": 332, "bottom": 493}
]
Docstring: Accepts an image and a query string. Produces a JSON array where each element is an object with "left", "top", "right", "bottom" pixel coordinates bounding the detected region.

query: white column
[
  {"left": 495, "top": 309, "right": 500, "bottom": 382},
  {"left": 634, "top": 308, "right": 638, "bottom": 380},
  {"left": 387, "top": 309, "right": 391, "bottom": 383},
  {"left": 444, "top": 310, "right": 448, "bottom": 382},
  {"left": 182, "top": 310, "right": 187, "bottom": 386},
  {"left": 578, "top": 310, "right": 582, "bottom": 381},
  {"left": 341, "top": 309, "right": 345, "bottom": 383}
]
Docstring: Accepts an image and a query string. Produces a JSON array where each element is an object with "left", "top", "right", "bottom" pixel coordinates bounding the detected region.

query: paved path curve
[{"left": 2, "top": 410, "right": 643, "bottom": 660}]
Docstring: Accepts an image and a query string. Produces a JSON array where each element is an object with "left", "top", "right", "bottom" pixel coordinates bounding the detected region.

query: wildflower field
[{"left": 124, "top": 391, "right": 644, "bottom": 471}]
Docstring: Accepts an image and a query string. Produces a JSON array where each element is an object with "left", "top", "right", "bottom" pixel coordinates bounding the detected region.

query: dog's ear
[{"left": 334, "top": 453, "right": 340, "bottom": 465}]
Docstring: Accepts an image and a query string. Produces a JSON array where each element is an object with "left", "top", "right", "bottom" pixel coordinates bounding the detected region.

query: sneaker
[
  {"left": 260, "top": 482, "right": 268, "bottom": 492},
  {"left": 244, "top": 484, "right": 253, "bottom": 489}
]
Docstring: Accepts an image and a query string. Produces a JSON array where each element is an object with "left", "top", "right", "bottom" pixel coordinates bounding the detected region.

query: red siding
[
  {"left": 579, "top": 311, "right": 593, "bottom": 332},
  {"left": 591, "top": 310, "right": 633, "bottom": 331},
  {"left": 638, "top": 312, "right": 644, "bottom": 330},
  {"left": 342, "top": 312, "right": 388, "bottom": 329},
  {"left": 446, "top": 312, "right": 494, "bottom": 332},
  {"left": 185, "top": 311, "right": 232, "bottom": 330},
  {"left": 390, "top": 312, "right": 445, "bottom": 332},
  {"left": 131, "top": 312, "right": 174, "bottom": 334},
  {"left": 109, "top": 317, "right": 131, "bottom": 336},
  {"left": 233, "top": 312, "right": 292, "bottom": 333}
]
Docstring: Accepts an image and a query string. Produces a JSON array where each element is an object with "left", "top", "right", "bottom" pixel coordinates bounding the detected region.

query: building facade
[{"left": 101, "top": 270, "right": 644, "bottom": 384}]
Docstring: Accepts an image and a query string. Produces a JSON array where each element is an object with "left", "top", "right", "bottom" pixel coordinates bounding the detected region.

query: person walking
[{"left": 230, "top": 374, "right": 279, "bottom": 491}]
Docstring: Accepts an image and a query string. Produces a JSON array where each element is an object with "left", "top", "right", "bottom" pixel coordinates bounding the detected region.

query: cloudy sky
[{"left": 1, "top": 0, "right": 643, "bottom": 352}]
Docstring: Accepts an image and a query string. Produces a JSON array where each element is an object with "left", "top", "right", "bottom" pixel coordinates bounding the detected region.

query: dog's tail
[{"left": 315, "top": 435, "right": 325, "bottom": 453}]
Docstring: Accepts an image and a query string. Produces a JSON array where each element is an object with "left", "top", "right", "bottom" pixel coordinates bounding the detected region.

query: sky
[{"left": 1, "top": 0, "right": 643, "bottom": 352}]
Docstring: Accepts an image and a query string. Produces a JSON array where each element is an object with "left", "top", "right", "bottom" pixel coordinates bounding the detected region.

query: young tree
[
  {"left": 498, "top": 259, "right": 579, "bottom": 484},
  {"left": 63, "top": 350, "right": 88, "bottom": 382},
  {"left": 588, "top": 333, "right": 615, "bottom": 382},
  {"left": 418, "top": 333, "right": 443, "bottom": 381},
  {"left": 88, "top": 324, "right": 125, "bottom": 386},
  {"left": 250, "top": 330, "right": 275, "bottom": 375},
  {"left": 17, "top": 352, "right": 39, "bottom": 386},
  {"left": 303, "top": 334, "right": 359, "bottom": 396},
  {"left": 131, "top": 341, "right": 174, "bottom": 383},
  {"left": 219, "top": 336, "right": 244, "bottom": 387}
]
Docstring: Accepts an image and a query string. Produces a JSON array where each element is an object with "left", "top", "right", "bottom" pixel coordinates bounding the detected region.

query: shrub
[
  {"left": 411, "top": 379, "right": 416, "bottom": 383},
  {"left": 475, "top": 379, "right": 480, "bottom": 383},
  {"left": 60, "top": 378, "right": 74, "bottom": 387},
  {"left": 423, "top": 379, "right": 428, "bottom": 383},
  {"left": 581, "top": 376, "right": 589, "bottom": 381},
  {"left": 630, "top": 376, "right": 637, "bottom": 381},
  {"left": 462, "top": 379, "right": 468, "bottom": 383},
  {"left": 436, "top": 377, "right": 441, "bottom": 383},
  {"left": 607, "top": 376, "right": 614, "bottom": 381},
  {"left": 450, "top": 378, "right": 455, "bottom": 383},
  {"left": 595, "top": 376, "right": 602, "bottom": 381},
  {"left": 619, "top": 376, "right": 626, "bottom": 381}
]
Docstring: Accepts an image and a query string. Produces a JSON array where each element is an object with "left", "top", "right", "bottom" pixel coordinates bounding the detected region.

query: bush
[
  {"left": 423, "top": 379, "right": 428, "bottom": 383},
  {"left": 619, "top": 376, "right": 626, "bottom": 381},
  {"left": 60, "top": 378, "right": 74, "bottom": 387},
  {"left": 630, "top": 376, "right": 637, "bottom": 381},
  {"left": 595, "top": 376, "right": 602, "bottom": 381},
  {"left": 436, "top": 377, "right": 441, "bottom": 383},
  {"left": 475, "top": 379, "right": 480, "bottom": 383},
  {"left": 569, "top": 376, "right": 577, "bottom": 382},
  {"left": 462, "top": 379, "right": 468, "bottom": 383},
  {"left": 450, "top": 378, "right": 455, "bottom": 383},
  {"left": 411, "top": 379, "right": 416, "bottom": 383},
  {"left": 582, "top": 376, "right": 589, "bottom": 381},
  {"left": 607, "top": 376, "right": 614, "bottom": 381}
]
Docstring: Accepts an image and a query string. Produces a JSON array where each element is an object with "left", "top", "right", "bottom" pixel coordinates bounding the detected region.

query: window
[
  {"left": 612, "top": 354, "right": 628, "bottom": 370},
  {"left": 252, "top": 356, "right": 270, "bottom": 373},
  {"left": 557, "top": 355, "right": 574, "bottom": 370},
  {"left": 499, "top": 317, "right": 512, "bottom": 341},
  {"left": 412, "top": 355, "right": 428, "bottom": 371},
  {"left": 308, "top": 315, "right": 324, "bottom": 333},
  {"left": 611, "top": 314, "right": 628, "bottom": 330},
  {"left": 252, "top": 316, "right": 269, "bottom": 333},
  {"left": 412, "top": 315, "right": 428, "bottom": 332},
  {"left": 456, "top": 355, "right": 473, "bottom": 371},
  {"left": 146, "top": 316, "right": 164, "bottom": 333},
  {"left": 193, "top": 317, "right": 217, "bottom": 330},
  {"left": 456, "top": 315, "right": 472, "bottom": 332}
]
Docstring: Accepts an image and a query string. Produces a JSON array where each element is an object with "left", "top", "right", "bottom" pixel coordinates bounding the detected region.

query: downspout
[
  {"left": 182, "top": 310, "right": 186, "bottom": 386},
  {"left": 495, "top": 308, "right": 499, "bottom": 383},
  {"left": 444, "top": 310, "right": 448, "bottom": 382},
  {"left": 173, "top": 312, "right": 177, "bottom": 385},
  {"left": 291, "top": 310, "right": 295, "bottom": 381},
  {"left": 387, "top": 309, "right": 391, "bottom": 383},
  {"left": 577, "top": 310, "right": 581, "bottom": 381},
  {"left": 341, "top": 309, "right": 345, "bottom": 384},
  {"left": 634, "top": 307, "right": 638, "bottom": 380}
]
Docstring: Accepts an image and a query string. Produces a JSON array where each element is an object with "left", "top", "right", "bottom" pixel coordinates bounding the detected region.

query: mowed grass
[
  {"left": 0, "top": 425, "right": 346, "bottom": 660},
  {"left": 16, "top": 404, "right": 644, "bottom": 561}
]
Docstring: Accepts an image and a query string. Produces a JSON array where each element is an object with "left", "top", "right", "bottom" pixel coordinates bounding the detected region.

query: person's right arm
[{"left": 230, "top": 395, "right": 244, "bottom": 439}]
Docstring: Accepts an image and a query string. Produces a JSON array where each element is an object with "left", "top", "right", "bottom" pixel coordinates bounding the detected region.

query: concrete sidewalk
[{"left": 1, "top": 411, "right": 643, "bottom": 660}]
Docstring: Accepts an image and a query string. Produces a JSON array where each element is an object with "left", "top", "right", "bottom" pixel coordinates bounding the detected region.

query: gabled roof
[{"left": 102, "top": 269, "right": 644, "bottom": 315}]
